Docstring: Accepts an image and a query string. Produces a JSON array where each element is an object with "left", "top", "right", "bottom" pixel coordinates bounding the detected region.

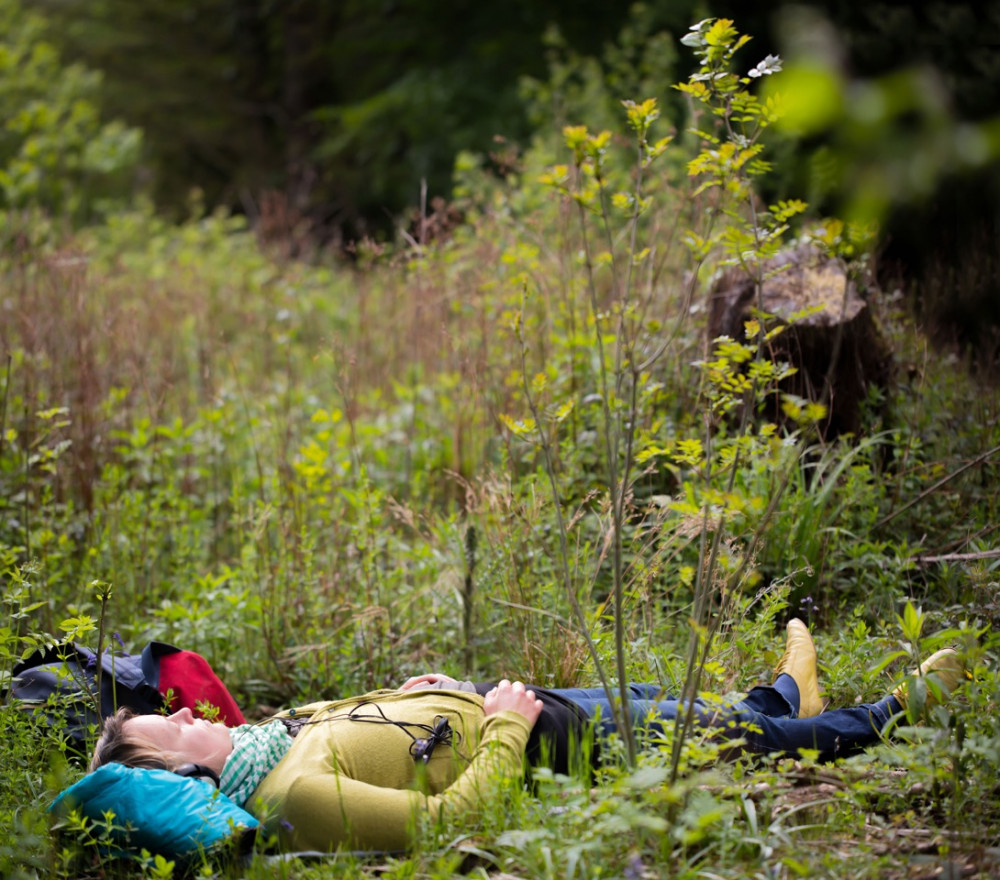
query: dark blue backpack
[{"left": 9, "top": 641, "right": 164, "bottom": 754}]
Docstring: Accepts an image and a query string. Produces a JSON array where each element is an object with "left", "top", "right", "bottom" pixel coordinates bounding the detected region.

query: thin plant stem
[
  {"left": 93, "top": 584, "right": 111, "bottom": 721},
  {"left": 575, "top": 171, "right": 644, "bottom": 763},
  {"left": 570, "top": 190, "right": 637, "bottom": 763},
  {"left": 514, "top": 309, "right": 625, "bottom": 743},
  {"left": 0, "top": 355, "right": 11, "bottom": 464},
  {"left": 23, "top": 403, "right": 30, "bottom": 560}
]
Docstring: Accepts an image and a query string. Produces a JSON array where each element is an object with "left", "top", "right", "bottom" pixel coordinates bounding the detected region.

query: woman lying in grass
[{"left": 89, "top": 620, "right": 963, "bottom": 852}]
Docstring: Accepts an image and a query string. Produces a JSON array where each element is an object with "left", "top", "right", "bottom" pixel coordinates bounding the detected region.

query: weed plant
[{"left": 1, "top": 14, "right": 999, "bottom": 880}]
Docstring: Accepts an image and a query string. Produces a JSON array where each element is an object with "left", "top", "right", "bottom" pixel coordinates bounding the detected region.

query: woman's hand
[
  {"left": 399, "top": 673, "right": 458, "bottom": 691},
  {"left": 483, "top": 679, "right": 543, "bottom": 725}
]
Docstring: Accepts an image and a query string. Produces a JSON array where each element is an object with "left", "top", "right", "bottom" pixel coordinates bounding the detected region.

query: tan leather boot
[
  {"left": 774, "top": 618, "right": 824, "bottom": 718},
  {"left": 892, "top": 648, "right": 964, "bottom": 712}
]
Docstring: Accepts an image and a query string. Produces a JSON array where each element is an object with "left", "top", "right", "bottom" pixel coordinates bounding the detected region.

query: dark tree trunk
[{"left": 708, "top": 245, "right": 893, "bottom": 439}]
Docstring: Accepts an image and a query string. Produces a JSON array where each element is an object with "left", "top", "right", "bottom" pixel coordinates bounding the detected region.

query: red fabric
[{"left": 156, "top": 651, "right": 245, "bottom": 726}]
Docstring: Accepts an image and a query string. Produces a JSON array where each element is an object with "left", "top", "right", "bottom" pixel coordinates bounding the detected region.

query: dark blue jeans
[{"left": 551, "top": 676, "right": 901, "bottom": 762}]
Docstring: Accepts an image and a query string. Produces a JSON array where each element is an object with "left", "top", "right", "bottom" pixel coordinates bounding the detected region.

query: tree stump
[{"left": 707, "top": 244, "right": 893, "bottom": 439}]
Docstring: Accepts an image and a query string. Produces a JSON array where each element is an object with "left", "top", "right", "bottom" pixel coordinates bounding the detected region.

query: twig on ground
[{"left": 875, "top": 443, "right": 1000, "bottom": 529}]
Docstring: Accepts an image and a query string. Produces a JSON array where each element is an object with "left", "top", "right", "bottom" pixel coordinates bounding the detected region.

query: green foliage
[
  {"left": 505, "top": 17, "right": 836, "bottom": 770},
  {"left": 0, "top": 701, "right": 71, "bottom": 879},
  {"left": 1, "top": 558, "right": 59, "bottom": 692},
  {"left": 2, "top": 13, "right": 1000, "bottom": 880},
  {"left": 520, "top": 7, "right": 682, "bottom": 149},
  {"left": 33, "top": 0, "right": 683, "bottom": 231},
  {"left": 764, "top": 7, "right": 1000, "bottom": 225},
  {"left": 0, "top": 0, "right": 141, "bottom": 224}
]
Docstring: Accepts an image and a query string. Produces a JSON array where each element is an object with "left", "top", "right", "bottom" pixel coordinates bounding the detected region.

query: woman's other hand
[
  {"left": 483, "top": 679, "right": 543, "bottom": 725},
  {"left": 399, "top": 673, "right": 458, "bottom": 691}
]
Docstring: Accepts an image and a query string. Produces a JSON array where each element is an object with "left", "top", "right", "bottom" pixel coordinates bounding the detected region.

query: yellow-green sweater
[{"left": 249, "top": 689, "right": 533, "bottom": 851}]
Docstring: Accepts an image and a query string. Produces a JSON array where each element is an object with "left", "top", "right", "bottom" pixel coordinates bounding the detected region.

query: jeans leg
[
  {"left": 734, "top": 698, "right": 899, "bottom": 760},
  {"left": 549, "top": 685, "right": 680, "bottom": 740},
  {"left": 552, "top": 683, "right": 900, "bottom": 761},
  {"left": 550, "top": 684, "right": 669, "bottom": 702},
  {"left": 551, "top": 682, "right": 794, "bottom": 723},
  {"left": 740, "top": 674, "right": 799, "bottom": 718},
  {"left": 552, "top": 681, "right": 798, "bottom": 718},
  {"left": 550, "top": 686, "right": 723, "bottom": 742}
]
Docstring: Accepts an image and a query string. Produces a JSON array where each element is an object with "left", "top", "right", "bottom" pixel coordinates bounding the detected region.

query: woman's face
[{"left": 126, "top": 707, "right": 233, "bottom": 772}]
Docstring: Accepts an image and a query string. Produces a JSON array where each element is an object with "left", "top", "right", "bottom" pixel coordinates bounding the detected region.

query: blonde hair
[{"left": 89, "top": 707, "right": 180, "bottom": 773}]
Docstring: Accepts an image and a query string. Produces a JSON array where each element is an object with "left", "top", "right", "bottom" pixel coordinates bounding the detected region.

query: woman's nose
[{"left": 169, "top": 707, "right": 194, "bottom": 724}]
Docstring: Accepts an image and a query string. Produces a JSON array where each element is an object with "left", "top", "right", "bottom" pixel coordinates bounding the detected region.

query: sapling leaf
[{"left": 869, "top": 649, "right": 909, "bottom": 676}]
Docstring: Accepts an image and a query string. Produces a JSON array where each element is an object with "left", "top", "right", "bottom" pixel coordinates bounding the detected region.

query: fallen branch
[
  {"left": 876, "top": 443, "right": 1000, "bottom": 529},
  {"left": 916, "top": 549, "right": 1000, "bottom": 565}
]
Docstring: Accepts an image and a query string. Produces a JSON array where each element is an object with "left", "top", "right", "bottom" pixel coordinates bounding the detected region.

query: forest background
[{"left": 2, "top": 0, "right": 1000, "bottom": 878}]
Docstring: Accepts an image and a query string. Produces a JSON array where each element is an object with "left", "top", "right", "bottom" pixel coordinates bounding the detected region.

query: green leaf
[{"left": 766, "top": 62, "right": 844, "bottom": 135}]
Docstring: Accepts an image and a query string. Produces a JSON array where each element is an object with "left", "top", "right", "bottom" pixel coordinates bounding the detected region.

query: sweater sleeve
[{"left": 276, "top": 709, "right": 533, "bottom": 851}]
